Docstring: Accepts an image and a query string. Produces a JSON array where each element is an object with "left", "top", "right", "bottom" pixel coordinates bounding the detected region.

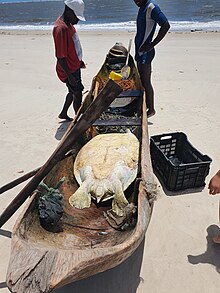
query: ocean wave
[
  {"left": 0, "top": 20, "right": 220, "bottom": 32},
  {"left": 170, "top": 20, "right": 220, "bottom": 31}
]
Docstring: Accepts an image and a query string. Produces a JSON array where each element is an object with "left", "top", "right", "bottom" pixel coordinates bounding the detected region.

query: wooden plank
[
  {"left": 141, "top": 92, "right": 157, "bottom": 200},
  {"left": 93, "top": 81, "right": 99, "bottom": 100}
]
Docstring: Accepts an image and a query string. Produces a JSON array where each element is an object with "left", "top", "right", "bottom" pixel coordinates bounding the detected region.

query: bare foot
[
  {"left": 213, "top": 234, "right": 220, "bottom": 244},
  {"left": 58, "top": 114, "right": 73, "bottom": 121},
  {"left": 147, "top": 109, "right": 156, "bottom": 118}
]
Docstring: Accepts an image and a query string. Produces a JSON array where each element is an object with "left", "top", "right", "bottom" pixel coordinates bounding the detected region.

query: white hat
[{"left": 64, "top": 0, "right": 86, "bottom": 21}]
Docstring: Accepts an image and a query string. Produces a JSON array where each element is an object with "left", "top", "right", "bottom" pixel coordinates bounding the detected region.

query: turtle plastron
[{"left": 69, "top": 132, "right": 139, "bottom": 216}]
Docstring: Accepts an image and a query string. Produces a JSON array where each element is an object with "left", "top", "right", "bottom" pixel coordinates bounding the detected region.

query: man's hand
[
  {"left": 80, "top": 60, "right": 86, "bottom": 69},
  {"left": 139, "top": 42, "right": 154, "bottom": 53},
  {"left": 208, "top": 170, "right": 220, "bottom": 195}
]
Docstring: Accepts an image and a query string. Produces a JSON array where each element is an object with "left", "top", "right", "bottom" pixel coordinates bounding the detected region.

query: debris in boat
[
  {"left": 96, "top": 42, "right": 137, "bottom": 92},
  {"left": 69, "top": 132, "right": 139, "bottom": 217},
  {"left": 105, "top": 42, "right": 127, "bottom": 73},
  {"left": 109, "top": 70, "right": 122, "bottom": 81},
  {"left": 37, "top": 177, "right": 65, "bottom": 232},
  {"left": 97, "top": 75, "right": 136, "bottom": 92},
  {"left": 98, "top": 231, "right": 108, "bottom": 235},
  {"left": 97, "top": 112, "right": 138, "bottom": 134},
  {"left": 104, "top": 203, "right": 137, "bottom": 230}
]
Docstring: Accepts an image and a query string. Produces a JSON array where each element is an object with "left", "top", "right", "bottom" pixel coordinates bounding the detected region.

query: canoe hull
[
  {"left": 6, "top": 43, "right": 156, "bottom": 293},
  {"left": 7, "top": 182, "right": 152, "bottom": 292}
]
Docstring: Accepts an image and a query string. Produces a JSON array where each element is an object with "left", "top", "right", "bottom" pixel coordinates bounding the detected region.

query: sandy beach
[{"left": 0, "top": 29, "right": 220, "bottom": 293}]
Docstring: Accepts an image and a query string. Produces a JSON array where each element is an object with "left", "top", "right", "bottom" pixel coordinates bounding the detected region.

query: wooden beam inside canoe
[{"left": 118, "top": 90, "right": 143, "bottom": 98}]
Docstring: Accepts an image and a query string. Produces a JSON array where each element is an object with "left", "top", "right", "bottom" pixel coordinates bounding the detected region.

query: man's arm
[
  {"left": 57, "top": 57, "right": 77, "bottom": 86},
  {"left": 139, "top": 21, "right": 170, "bottom": 52},
  {"left": 151, "top": 21, "right": 170, "bottom": 47},
  {"left": 209, "top": 170, "right": 220, "bottom": 195}
]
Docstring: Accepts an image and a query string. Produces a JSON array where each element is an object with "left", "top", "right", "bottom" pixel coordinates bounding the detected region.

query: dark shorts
[
  {"left": 137, "top": 49, "right": 155, "bottom": 65},
  {"left": 66, "top": 68, "right": 84, "bottom": 93}
]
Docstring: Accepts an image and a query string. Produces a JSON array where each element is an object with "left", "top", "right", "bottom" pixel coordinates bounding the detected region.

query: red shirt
[{"left": 53, "top": 17, "right": 82, "bottom": 82}]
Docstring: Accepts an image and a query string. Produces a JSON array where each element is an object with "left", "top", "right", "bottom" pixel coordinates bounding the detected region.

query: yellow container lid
[{"left": 109, "top": 71, "right": 122, "bottom": 81}]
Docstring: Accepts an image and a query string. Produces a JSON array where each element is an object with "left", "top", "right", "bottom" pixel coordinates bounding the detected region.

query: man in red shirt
[{"left": 53, "top": 0, "right": 86, "bottom": 121}]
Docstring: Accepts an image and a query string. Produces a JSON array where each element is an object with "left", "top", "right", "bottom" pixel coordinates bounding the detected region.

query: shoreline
[
  {"left": 0, "top": 20, "right": 220, "bottom": 33},
  {"left": 1, "top": 28, "right": 220, "bottom": 36}
]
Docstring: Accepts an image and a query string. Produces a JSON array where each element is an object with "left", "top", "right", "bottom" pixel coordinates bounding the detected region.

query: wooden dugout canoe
[{"left": 6, "top": 44, "right": 157, "bottom": 293}]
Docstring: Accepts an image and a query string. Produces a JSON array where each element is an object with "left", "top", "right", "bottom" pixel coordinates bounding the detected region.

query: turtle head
[{"left": 90, "top": 181, "right": 114, "bottom": 203}]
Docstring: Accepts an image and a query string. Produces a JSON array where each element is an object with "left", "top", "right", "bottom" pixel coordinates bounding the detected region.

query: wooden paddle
[
  {"left": 121, "top": 39, "right": 132, "bottom": 80},
  {"left": 0, "top": 80, "right": 122, "bottom": 228}
]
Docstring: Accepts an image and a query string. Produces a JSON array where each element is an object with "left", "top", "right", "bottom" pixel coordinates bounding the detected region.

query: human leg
[
  {"left": 72, "top": 90, "right": 82, "bottom": 114},
  {"left": 137, "top": 62, "right": 155, "bottom": 117},
  {"left": 58, "top": 92, "right": 73, "bottom": 121},
  {"left": 208, "top": 170, "right": 220, "bottom": 243},
  {"left": 65, "top": 69, "right": 84, "bottom": 116},
  {"left": 213, "top": 202, "right": 220, "bottom": 244}
]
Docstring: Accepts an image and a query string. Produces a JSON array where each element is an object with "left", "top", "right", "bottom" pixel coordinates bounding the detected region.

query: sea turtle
[{"left": 69, "top": 131, "right": 139, "bottom": 217}]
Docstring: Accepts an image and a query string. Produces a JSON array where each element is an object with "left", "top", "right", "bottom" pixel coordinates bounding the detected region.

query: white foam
[{"left": 0, "top": 20, "right": 220, "bottom": 32}]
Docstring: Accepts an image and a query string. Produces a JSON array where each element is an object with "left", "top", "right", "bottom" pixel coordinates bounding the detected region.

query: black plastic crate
[{"left": 150, "top": 132, "right": 212, "bottom": 191}]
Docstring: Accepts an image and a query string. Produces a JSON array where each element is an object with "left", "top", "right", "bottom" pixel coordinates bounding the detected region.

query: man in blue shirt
[{"left": 133, "top": 0, "right": 170, "bottom": 118}]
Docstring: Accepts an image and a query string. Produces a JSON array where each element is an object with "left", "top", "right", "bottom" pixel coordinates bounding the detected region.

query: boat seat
[
  {"left": 117, "top": 90, "right": 143, "bottom": 98},
  {"left": 93, "top": 117, "right": 142, "bottom": 127}
]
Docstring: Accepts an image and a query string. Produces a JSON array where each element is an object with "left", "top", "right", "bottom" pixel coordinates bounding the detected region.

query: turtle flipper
[
  {"left": 112, "top": 180, "right": 129, "bottom": 217},
  {"left": 69, "top": 185, "right": 91, "bottom": 209}
]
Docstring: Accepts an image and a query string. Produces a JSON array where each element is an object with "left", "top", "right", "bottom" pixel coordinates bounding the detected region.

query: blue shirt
[{"left": 135, "top": 1, "right": 168, "bottom": 62}]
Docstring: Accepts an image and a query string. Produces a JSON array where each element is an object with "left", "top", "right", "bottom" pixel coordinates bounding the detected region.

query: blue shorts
[{"left": 138, "top": 49, "right": 155, "bottom": 64}]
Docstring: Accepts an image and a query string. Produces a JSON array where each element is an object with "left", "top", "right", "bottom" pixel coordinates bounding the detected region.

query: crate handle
[
  {"left": 185, "top": 167, "right": 199, "bottom": 174},
  {"left": 160, "top": 135, "right": 172, "bottom": 140}
]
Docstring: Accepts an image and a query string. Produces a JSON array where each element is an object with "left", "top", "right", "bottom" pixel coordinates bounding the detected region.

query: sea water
[{"left": 0, "top": 0, "right": 219, "bottom": 31}]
